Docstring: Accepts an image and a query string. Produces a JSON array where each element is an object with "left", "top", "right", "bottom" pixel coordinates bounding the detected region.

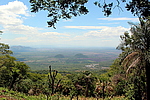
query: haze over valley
[{"left": 11, "top": 46, "right": 121, "bottom": 71}]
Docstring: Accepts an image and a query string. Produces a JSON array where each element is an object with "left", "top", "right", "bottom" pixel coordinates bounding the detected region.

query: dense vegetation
[
  {"left": 0, "top": 19, "right": 149, "bottom": 99},
  {"left": 0, "top": 0, "right": 150, "bottom": 99}
]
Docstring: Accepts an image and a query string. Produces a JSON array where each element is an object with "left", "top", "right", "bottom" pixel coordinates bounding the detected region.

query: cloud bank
[{"left": 98, "top": 17, "right": 139, "bottom": 21}]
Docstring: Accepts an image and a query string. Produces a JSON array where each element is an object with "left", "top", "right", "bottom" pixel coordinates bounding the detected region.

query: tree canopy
[
  {"left": 0, "top": 43, "right": 29, "bottom": 90},
  {"left": 30, "top": 0, "right": 150, "bottom": 28},
  {"left": 114, "top": 19, "right": 150, "bottom": 99}
]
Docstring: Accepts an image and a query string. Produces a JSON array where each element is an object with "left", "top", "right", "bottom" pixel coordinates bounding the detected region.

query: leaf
[{"left": 47, "top": 13, "right": 53, "bottom": 17}]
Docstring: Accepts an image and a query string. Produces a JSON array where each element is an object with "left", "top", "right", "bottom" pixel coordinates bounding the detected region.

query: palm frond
[
  {"left": 122, "top": 52, "right": 139, "bottom": 68},
  {"left": 126, "top": 57, "right": 140, "bottom": 74}
]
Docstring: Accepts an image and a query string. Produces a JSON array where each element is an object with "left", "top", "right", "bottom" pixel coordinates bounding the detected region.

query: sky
[{"left": 0, "top": 0, "right": 139, "bottom": 48}]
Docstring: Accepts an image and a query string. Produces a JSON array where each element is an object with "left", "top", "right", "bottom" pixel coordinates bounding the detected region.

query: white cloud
[
  {"left": 2, "top": 37, "right": 41, "bottom": 46},
  {"left": 0, "top": 1, "right": 70, "bottom": 42},
  {"left": 98, "top": 17, "right": 139, "bottom": 21},
  {"left": 0, "top": 1, "right": 38, "bottom": 39},
  {"left": 99, "top": 22, "right": 120, "bottom": 25},
  {"left": 64, "top": 26, "right": 108, "bottom": 29},
  {"left": 59, "top": 26, "right": 129, "bottom": 47},
  {"left": 3, "top": 25, "right": 39, "bottom": 35},
  {"left": 84, "top": 26, "right": 129, "bottom": 38},
  {"left": 39, "top": 32, "right": 70, "bottom": 36},
  {"left": 0, "top": 1, "right": 29, "bottom": 25},
  {"left": 30, "top": 31, "right": 70, "bottom": 42},
  {"left": 0, "top": 1, "right": 47, "bottom": 45},
  {"left": 14, "top": 37, "right": 28, "bottom": 41},
  {"left": 64, "top": 25, "right": 129, "bottom": 38},
  {"left": 0, "top": 1, "right": 28, "bottom": 15}
]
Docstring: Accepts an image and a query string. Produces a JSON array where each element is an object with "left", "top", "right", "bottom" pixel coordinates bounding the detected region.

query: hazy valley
[{"left": 11, "top": 46, "right": 121, "bottom": 71}]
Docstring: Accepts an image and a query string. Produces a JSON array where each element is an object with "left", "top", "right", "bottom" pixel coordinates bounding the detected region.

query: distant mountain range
[{"left": 11, "top": 46, "right": 36, "bottom": 52}]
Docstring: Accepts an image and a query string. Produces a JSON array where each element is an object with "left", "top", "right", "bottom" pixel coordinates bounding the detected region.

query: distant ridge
[{"left": 11, "top": 46, "right": 36, "bottom": 52}]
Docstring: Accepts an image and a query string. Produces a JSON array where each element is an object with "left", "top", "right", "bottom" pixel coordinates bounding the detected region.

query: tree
[
  {"left": 95, "top": 0, "right": 150, "bottom": 19},
  {"left": 0, "top": 60, "right": 29, "bottom": 90},
  {"left": 0, "top": 43, "right": 14, "bottom": 68},
  {"left": 0, "top": 43, "right": 13, "bottom": 55},
  {"left": 8, "top": 61, "right": 29, "bottom": 90},
  {"left": 0, "top": 43, "right": 29, "bottom": 90},
  {"left": 47, "top": 65, "right": 62, "bottom": 95},
  {"left": 116, "top": 19, "right": 150, "bottom": 99},
  {"left": 30, "top": 0, "right": 150, "bottom": 28},
  {"left": 67, "top": 71, "right": 97, "bottom": 98}
]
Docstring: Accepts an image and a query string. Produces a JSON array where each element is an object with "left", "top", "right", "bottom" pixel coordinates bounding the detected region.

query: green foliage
[
  {"left": 123, "top": 63, "right": 146, "bottom": 100},
  {"left": 0, "top": 43, "right": 15, "bottom": 68},
  {"left": 94, "top": 1, "right": 113, "bottom": 16},
  {"left": 28, "top": 72, "right": 46, "bottom": 82},
  {"left": 0, "top": 44, "right": 116, "bottom": 98},
  {"left": 30, "top": 0, "right": 150, "bottom": 28},
  {"left": 0, "top": 66, "right": 11, "bottom": 87},
  {"left": 30, "top": 0, "right": 89, "bottom": 28},
  {"left": 0, "top": 87, "right": 127, "bottom": 100},
  {"left": 108, "top": 58, "right": 126, "bottom": 96},
  {"left": 66, "top": 71, "right": 97, "bottom": 97},
  {"left": 0, "top": 43, "right": 30, "bottom": 90},
  {"left": 125, "top": 0, "right": 150, "bottom": 18},
  {"left": 95, "top": 0, "right": 150, "bottom": 19},
  {"left": 110, "top": 19, "right": 150, "bottom": 99},
  {"left": 0, "top": 43, "right": 13, "bottom": 55},
  {"left": 14, "top": 79, "right": 33, "bottom": 93}
]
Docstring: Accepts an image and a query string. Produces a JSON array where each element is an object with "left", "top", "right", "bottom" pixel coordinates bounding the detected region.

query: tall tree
[{"left": 117, "top": 19, "right": 150, "bottom": 99}]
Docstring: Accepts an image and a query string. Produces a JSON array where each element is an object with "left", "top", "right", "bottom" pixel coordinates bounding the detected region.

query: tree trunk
[
  {"left": 70, "top": 95, "right": 74, "bottom": 100},
  {"left": 76, "top": 95, "right": 78, "bottom": 100},
  {"left": 146, "top": 61, "right": 150, "bottom": 100},
  {"left": 51, "top": 80, "right": 54, "bottom": 95},
  {"left": 48, "top": 65, "right": 59, "bottom": 95},
  {"left": 85, "top": 84, "right": 89, "bottom": 97},
  {"left": 85, "top": 78, "right": 89, "bottom": 97}
]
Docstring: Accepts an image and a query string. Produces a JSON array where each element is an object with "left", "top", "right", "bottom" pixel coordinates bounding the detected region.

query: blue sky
[{"left": 0, "top": 0, "right": 139, "bottom": 48}]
